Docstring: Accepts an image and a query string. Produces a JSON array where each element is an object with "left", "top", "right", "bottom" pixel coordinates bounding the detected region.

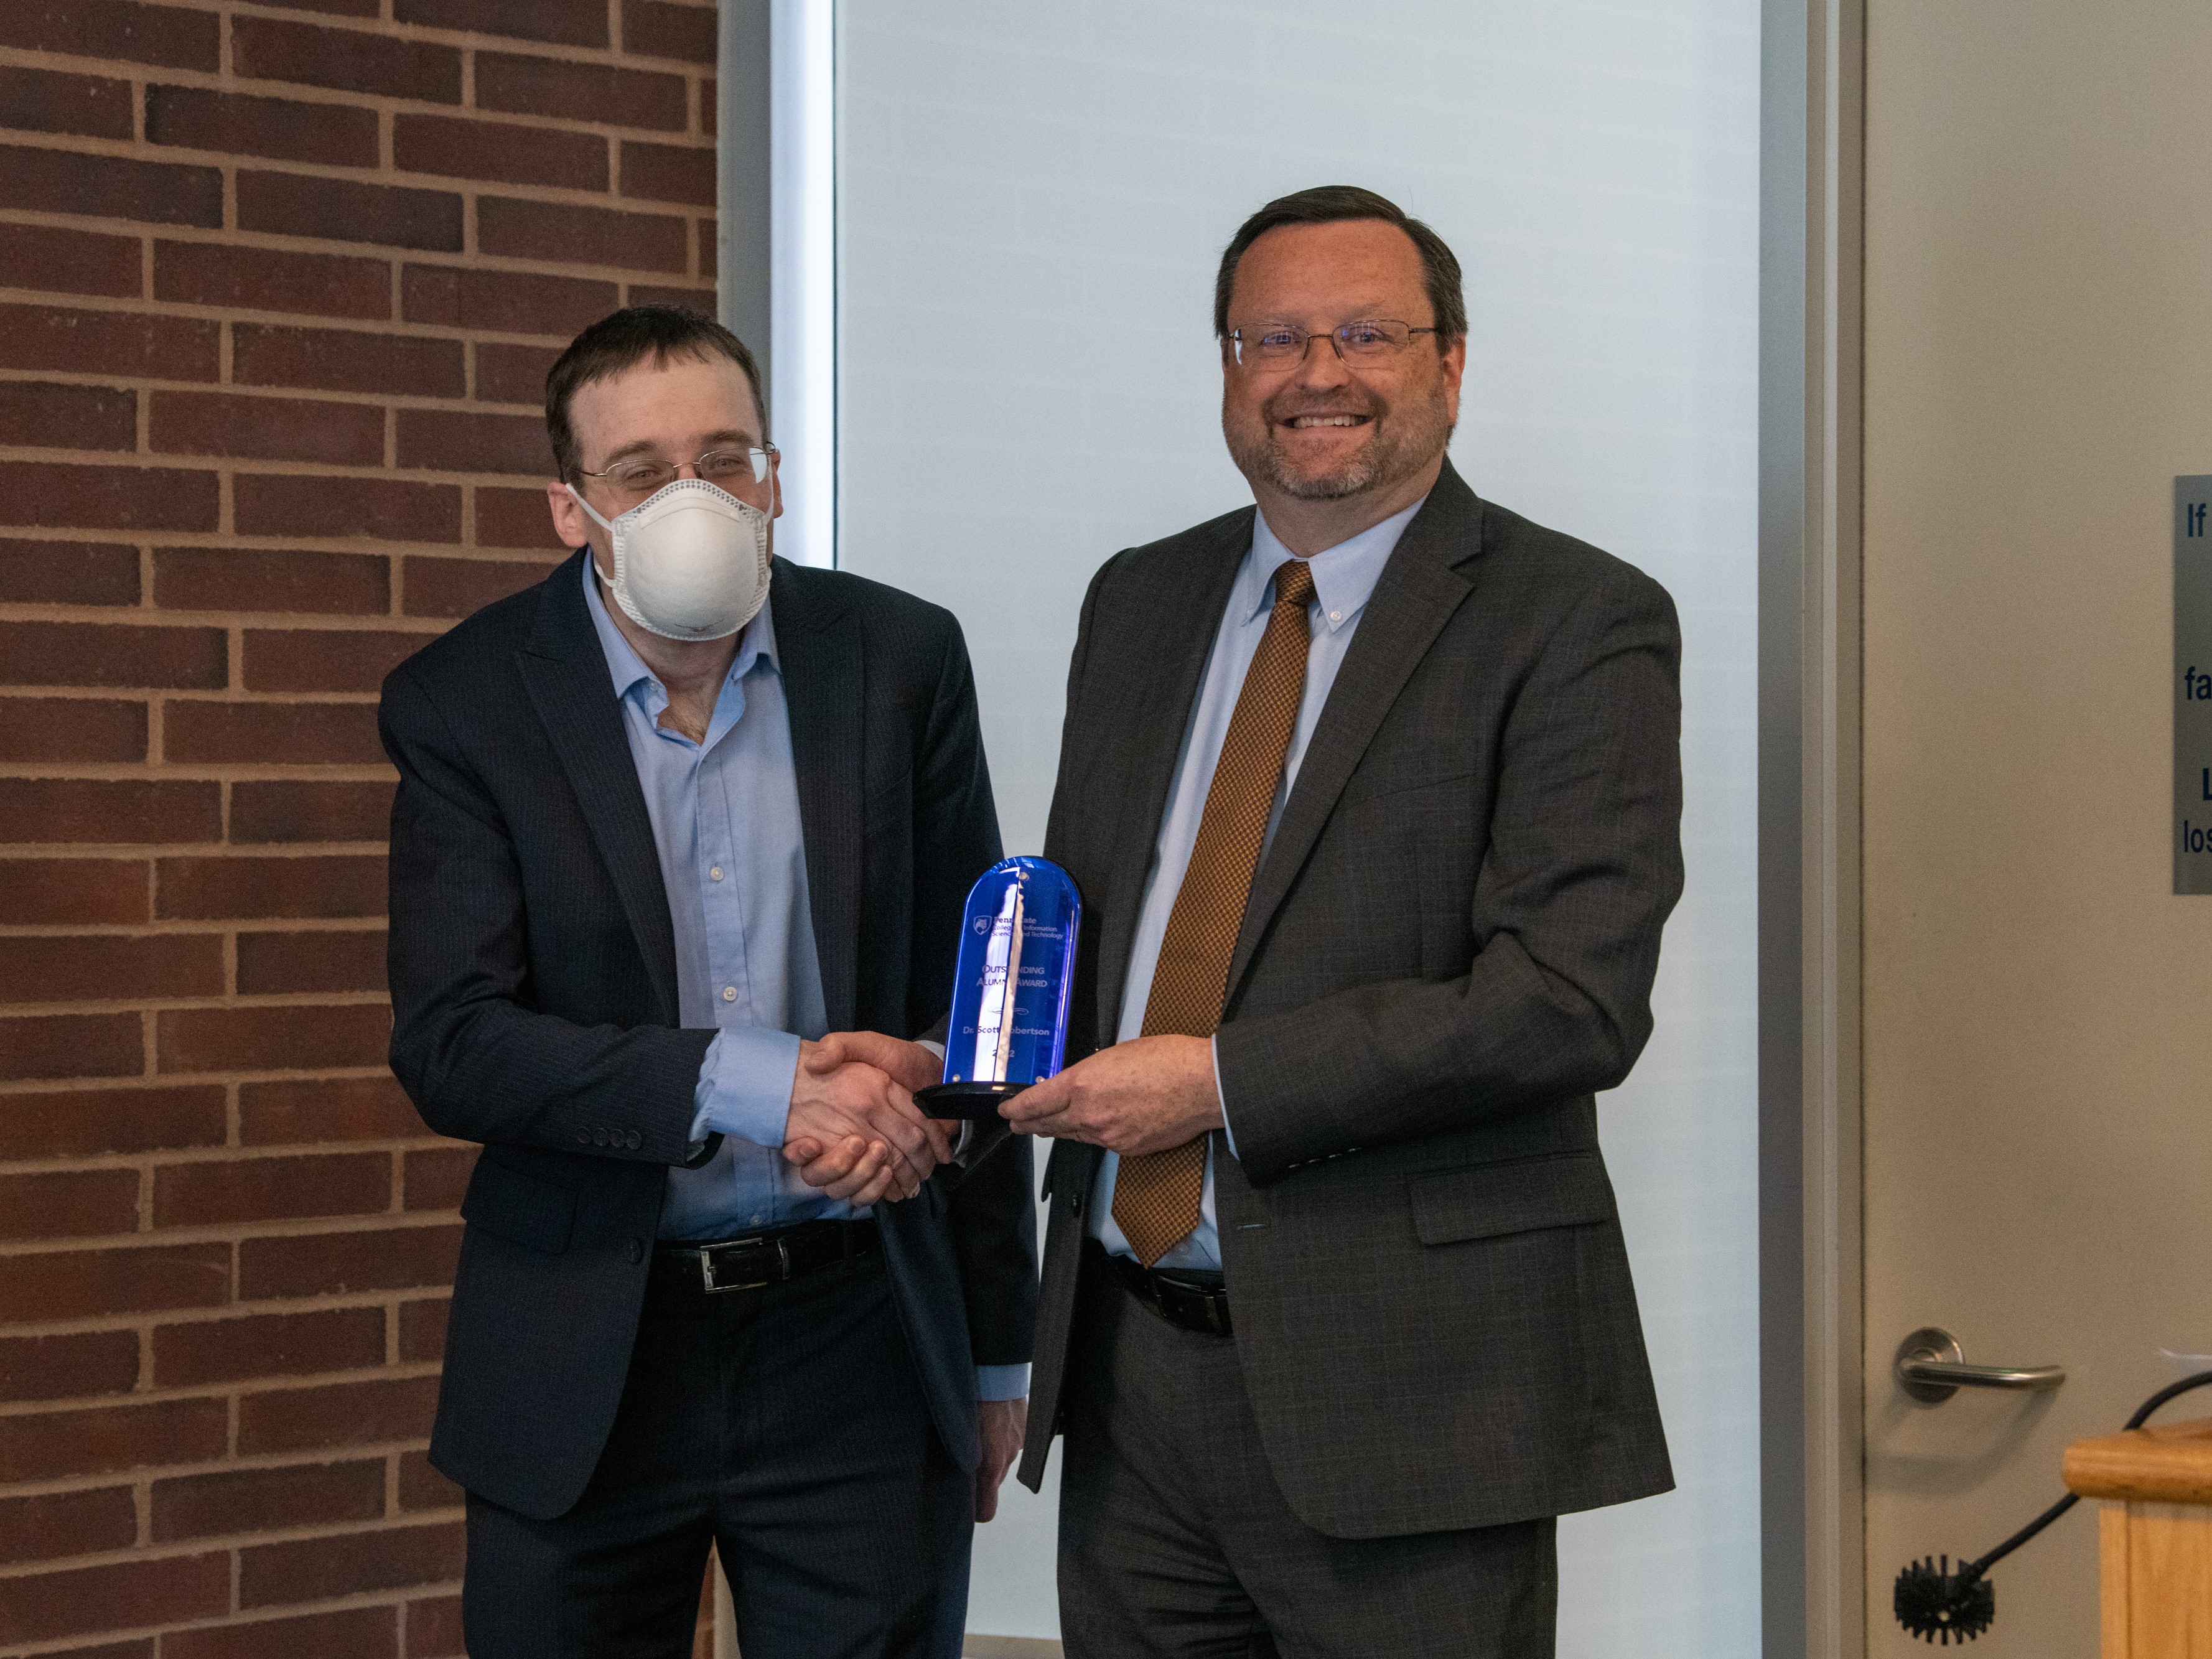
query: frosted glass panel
[{"left": 836, "top": 4, "right": 1759, "bottom": 1651}]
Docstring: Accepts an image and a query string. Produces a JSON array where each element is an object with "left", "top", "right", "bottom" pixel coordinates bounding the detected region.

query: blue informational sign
[{"left": 918, "top": 858, "right": 1081, "bottom": 1118}]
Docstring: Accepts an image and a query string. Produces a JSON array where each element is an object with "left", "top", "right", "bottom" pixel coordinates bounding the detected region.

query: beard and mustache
[{"left": 1221, "top": 372, "right": 1457, "bottom": 502}]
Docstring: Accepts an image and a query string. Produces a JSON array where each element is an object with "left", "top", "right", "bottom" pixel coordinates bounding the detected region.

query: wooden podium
[{"left": 2065, "top": 1416, "right": 2212, "bottom": 1654}]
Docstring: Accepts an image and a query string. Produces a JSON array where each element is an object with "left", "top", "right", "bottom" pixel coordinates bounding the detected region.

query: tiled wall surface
[{"left": 0, "top": 1, "right": 719, "bottom": 1652}]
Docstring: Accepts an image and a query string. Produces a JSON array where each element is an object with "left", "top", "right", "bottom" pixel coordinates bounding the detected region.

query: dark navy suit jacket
[{"left": 380, "top": 549, "right": 1035, "bottom": 1521}]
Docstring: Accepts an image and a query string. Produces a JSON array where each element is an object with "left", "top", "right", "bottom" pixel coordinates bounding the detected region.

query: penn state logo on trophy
[{"left": 915, "top": 857, "right": 1081, "bottom": 1121}]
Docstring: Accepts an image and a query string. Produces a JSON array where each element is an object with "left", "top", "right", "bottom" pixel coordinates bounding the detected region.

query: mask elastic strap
[{"left": 566, "top": 482, "right": 617, "bottom": 536}]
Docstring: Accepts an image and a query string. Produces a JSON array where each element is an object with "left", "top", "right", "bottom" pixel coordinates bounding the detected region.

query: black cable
[{"left": 1895, "top": 1368, "right": 2212, "bottom": 1642}]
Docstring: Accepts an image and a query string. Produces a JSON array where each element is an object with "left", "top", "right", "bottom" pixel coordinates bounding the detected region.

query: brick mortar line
[
  {"left": 0, "top": 261, "right": 713, "bottom": 320},
  {"left": 0, "top": 1515, "right": 463, "bottom": 1581},
  {"left": 0, "top": 58, "right": 717, "bottom": 143},
  {"left": 0, "top": 1507, "right": 469, "bottom": 1577},
  {"left": 4, "top": 543, "right": 548, "bottom": 566},
  {"left": 0, "top": 26, "right": 718, "bottom": 88},
  {"left": 0, "top": 1236, "right": 451, "bottom": 1267},
  {"left": 0, "top": 1213, "right": 458, "bottom": 1265},
  {"left": 0, "top": 838, "right": 391, "bottom": 852},
  {"left": 0, "top": 1581, "right": 467, "bottom": 1659},
  {"left": 0, "top": 1283, "right": 448, "bottom": 1337},
  {"left": 0, "top": 1367, "right": 447, "bottom": 1427},
  {"left": 1, "top": 1171, "right": 453, "bottom": 1213},
  {"left": 0, "top": 1139, "right": 459, "bottom": 1172},
  {"left": 0, "top": 1063, "right": 390, "bottom": 1090},
  {"left": 0, "top": 371, "right": 552, "bottom": 418},
  {"left": 0, "top": 453, "right": 565, "bottom": 484},
  {"left": 0, "top": 989, "right": 390, "bottom": 1014},
  {"left": 0, "top": 774, "right": 397, "bottom": 790},
  {"left": 0, "top": 128, "right": 712, "bottom": 212},
  {"left": 0, "top": 1416, "right": 445, "bottom": 1461},
  {"left": 0, "top": 782, "right": 394, "bottom": 798},
  {"left": 5, "top": 690, "right": 390, "bottom": 706},
  {"left": 0, "top": 918, "right": 390, "bottom": 934},
  {"left": 0, "top": 268, "right": 711, "bottom": 322}
]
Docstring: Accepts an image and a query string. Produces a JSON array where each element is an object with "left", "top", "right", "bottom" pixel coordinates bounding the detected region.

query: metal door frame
[{"left": 1760, "top": 0, "right": 1867, "bottom": 1652}]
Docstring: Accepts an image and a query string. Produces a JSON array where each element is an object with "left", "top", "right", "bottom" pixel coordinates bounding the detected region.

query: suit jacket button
[
  {"left": 627, "top": 1238, "right": 645, "bottom": 1264},
  {"left": 1070, "top": 1193, "right": 1084, "bottom": 1217},
  {"left": 592, "top": 1128, "right": 609, "bottom": 1147},
  {"left": 626, "top": 1131, "right": 642, "bottom": 1150},
  {"left": 575, "top": 1129, "right": 590, "bottom": 1146}
]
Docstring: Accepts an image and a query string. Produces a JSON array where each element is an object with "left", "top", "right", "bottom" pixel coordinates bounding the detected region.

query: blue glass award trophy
[{"left": 915, "top": 857, "right": 1081, "bottom": 1121}]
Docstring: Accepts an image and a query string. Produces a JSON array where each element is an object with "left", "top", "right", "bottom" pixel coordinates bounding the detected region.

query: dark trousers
[
  {"left": 1057, "top": 1245, "right": 1556, "bottom": 1659},
  {"left": 463, "top": 1249, "right": 972, "bottom": 1659}
]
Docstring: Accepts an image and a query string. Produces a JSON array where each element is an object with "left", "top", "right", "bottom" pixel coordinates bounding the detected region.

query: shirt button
[
  {"left": 710, "top": 867, "right": 724, "bottom": 881},
  {"left": 722, "top": 986, "right": 737, "bottom": 1002},
  {"left": 1328, "top": 610, "right": 1342, "bottom": 622}
]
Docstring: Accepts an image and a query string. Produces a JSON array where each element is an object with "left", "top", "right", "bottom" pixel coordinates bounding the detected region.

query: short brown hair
[
  {"left": 1213, "top": 186, "right": 1467, "bottom": 346},
  {"left": 544, "top": 306, "right": 766, "bottom": 483}
]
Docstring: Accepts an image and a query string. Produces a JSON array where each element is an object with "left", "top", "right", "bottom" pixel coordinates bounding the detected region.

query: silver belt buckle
[{"left": 699, "top": 1235, "right": 788, "bottom": 1293}]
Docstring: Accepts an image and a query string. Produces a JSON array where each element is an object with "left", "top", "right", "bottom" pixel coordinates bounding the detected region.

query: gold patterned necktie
[{"left": 1113, "top": 559, "right": 1316, "bottom": 1266}]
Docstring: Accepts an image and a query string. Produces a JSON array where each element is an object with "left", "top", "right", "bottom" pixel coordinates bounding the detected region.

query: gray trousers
[{"left": 1057, "top": 1245, "right": 1556, "bottom": 1659}]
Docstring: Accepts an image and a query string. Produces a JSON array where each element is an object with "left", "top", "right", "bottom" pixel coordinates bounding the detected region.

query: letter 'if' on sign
[{"left": 2175, "top": 477, "right": 2212, "bottom": 892}]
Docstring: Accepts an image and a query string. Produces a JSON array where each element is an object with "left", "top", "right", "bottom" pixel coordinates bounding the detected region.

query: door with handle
[{"left": 1859, "top": 1, "right": 2212, "bottom": 1651}]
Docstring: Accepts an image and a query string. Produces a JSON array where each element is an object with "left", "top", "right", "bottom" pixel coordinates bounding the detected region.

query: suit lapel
[
  {"left": 771, "top": 560, "right": 864, "bottom": 1033},
  {"left": 516, "top": 551, "right": 684, "bottom": 1025},
  {"left": 1223, "top": 467, "right": 1485, "bottom": 1005},
  {"left": 1090, "top": 513, "right": 1251, "bottom": 1038}
]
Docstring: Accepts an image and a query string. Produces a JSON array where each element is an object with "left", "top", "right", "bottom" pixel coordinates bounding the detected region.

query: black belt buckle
[
  {"left": 1159, "top": 1273, "right": 1232, "bottom": 1337},
  {"left": 1108, "top": 1248, "right": 1232, "bottom": 1337},
  {"left": 699, "top": 1234, "right": 788, "bottom": 1293}
]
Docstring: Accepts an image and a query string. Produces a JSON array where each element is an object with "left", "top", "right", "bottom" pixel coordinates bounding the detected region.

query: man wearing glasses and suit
[
  {"left": 380, "top": 307, "right": 1034, "bottom": 1658},
  {"left": 1006, "top": 189, "right": 1685, "bottom": 1656}
]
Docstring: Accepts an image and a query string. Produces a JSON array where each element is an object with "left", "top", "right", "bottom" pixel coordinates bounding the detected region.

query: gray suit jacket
[{"left": 1016, "top": 462, "right": 1681, "bottom": 1539}]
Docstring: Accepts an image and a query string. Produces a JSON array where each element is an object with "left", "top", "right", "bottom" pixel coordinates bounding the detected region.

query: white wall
[{"left": 835, "top": 4, "right": 1761, "bottom": 1650}]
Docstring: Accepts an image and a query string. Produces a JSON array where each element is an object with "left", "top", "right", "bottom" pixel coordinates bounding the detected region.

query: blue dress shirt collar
[
  {"left": 579, "top": 553, "right": 780, "bottom": 740},
  {"left": 1236, "top": 498, "right": 1421, "bottom": 633}
]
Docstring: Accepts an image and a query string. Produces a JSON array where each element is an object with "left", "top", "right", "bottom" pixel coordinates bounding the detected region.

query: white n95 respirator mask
[{"left": 568, "top": 477, "right": 772, "bottom": 642}]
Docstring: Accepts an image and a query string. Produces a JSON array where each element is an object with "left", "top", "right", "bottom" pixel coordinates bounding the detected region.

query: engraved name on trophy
[{"left": 915, "top": 857, "right": 1081, "bottom": 1121}]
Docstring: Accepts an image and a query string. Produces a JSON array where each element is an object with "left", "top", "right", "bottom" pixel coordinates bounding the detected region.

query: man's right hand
[{"left": 783, "top": 1039, "right": 951, "bottom": 1203}]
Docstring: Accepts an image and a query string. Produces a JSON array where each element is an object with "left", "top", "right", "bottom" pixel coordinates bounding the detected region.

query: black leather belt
[
  {"left": 1095, "top": 1239, "right": 1233, "bottom": 1337},
  {"left": 653, "top": 1218, "right": 878, "bottom": 1294}
]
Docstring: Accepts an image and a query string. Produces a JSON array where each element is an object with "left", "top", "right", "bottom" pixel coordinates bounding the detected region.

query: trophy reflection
[{"left": 916, "top": 858, "right": 1081, "bottom": 1119}]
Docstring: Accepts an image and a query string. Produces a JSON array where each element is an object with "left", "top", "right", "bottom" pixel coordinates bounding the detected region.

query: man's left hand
[
  {"left": 975, "top": 1396, "right": 1027, "bottom": 1522},
  {"left": 1001, "top": 1035, "right": 1222, "bottom": 1155}
]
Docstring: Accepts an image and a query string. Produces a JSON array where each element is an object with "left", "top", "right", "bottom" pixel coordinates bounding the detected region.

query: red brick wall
[{"left": 0, "top": 1, "right": 720, "bottom": 1651}]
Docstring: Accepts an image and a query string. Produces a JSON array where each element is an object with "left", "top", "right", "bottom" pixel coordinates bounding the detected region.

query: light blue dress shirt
[
  {"left": 1088, "top": 498, "right": 1422, "bottom": 1270},
  {"left": 583, "top": 561, "right": 1025, "bottom": 1401}
]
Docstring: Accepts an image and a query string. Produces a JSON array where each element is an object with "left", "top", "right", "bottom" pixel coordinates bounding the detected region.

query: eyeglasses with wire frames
[
  {"left": 573, "top": 442, "right": 778, "bottom": 507},
  {"left": 1225, "top": 319, "right": 1440, "bottom": 370}
]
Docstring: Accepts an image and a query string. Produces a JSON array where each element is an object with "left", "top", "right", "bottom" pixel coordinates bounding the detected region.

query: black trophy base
[{"left": 913, "top": 1080, "right": 1030, "bottom": 1121}]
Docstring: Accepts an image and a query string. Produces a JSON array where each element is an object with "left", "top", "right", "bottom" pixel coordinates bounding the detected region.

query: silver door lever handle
[{"left": 1895, "top": 1327, "right": 2066, "bottom": 1404}]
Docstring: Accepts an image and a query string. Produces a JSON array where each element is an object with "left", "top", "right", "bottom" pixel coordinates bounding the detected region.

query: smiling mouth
[{"left": 1282, "top": 413, "right": 1370, "bottom": 429}]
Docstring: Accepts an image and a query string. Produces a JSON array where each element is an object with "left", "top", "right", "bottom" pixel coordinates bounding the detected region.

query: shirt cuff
[
  {"left": 1212, "top": 1034, "right": 1236, "bottom": 1159},
  {"left": 974, "top": 1363, "right": 1029, "bottom": 1402},
  {"left": 689, "top": 1027, "right": 803, "bottom": 1150}
]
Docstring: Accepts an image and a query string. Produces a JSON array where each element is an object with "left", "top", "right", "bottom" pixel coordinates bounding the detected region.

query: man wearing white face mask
[{"left": 378, "top": 307, "right": 1034, "bottom": 1658}]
